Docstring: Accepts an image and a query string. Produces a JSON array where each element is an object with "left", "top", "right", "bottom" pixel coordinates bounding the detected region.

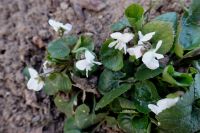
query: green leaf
[
  {"left": 188, "top": 0, "right": 200, "bottom": 23},
  {"left": 125, "top": 3, "right": 144, "bottom": 30},
  {"left": 48, "top": 36, "right": 77, "bottom": 60},
  {"left": 143, "top": 21, "right": 174, "bottom": 54},
  {"left": 183, "top": 47, "right": 200, "bottom": 59},
  {"left": 178, "top": 13, "right": 200, "bottom": 50},
  {"left": 135, "top": 64, "right": 163, "bottom": 80},
  {"left": 100, "top": 39, "right": 124, "bottom": 71},
  {"left": 44, "top": 72, "right": 72, "bottom": 95},
  {"left": 72, "top": 36, "right": 94, "bottom": 52},
  {"left": 162, "top": 65, "right": 193, "bottom": 87},
  {"left": 117, "top": 97, "right": 136, "bottom": 110},
  {"left": 75, "top": 104, "right": 106, "bottom": 129},
  {"left": 132, "top": 81, "right": 159, "bottom": 113},
  {"left": 156, "top": 85, "right": 200, "bottom": 133},
  {"left": 118, "top": 114, "right": 149, "bottom": 133},
  {"left": 64, "top": 130, "right": 81, "bottom": 133},
  {"left": 98, "top": 69, "right": 126, "bottom": 95},
  {"left": 64, "top": 117, "right": 80, "bottom": 132},
  {"left": 23, "top": 67, "right": 31, "bottom": 80},
  {"left": 105, "top": 116, "right": 118, "bottom": 129},
  {"left": 54, "top": 94, "right": 77, "bottom": 117},
  {"left": 111, "top": 17, "right": 131, "bottom": 32},
  {"left": 194, "top": 73, "right": 200, "bottom": 100},
  {"left": 64, "top": 104, "right": 106, "bottom": 131},
  {"left": 174, "top": 21, "right": 184, "bottom": 58},
  {"left": 154, "top": 12, "right": 178, "bottom": 30},
  {"left": 95, "top": 84, "right": 132, "bottom": 110}
]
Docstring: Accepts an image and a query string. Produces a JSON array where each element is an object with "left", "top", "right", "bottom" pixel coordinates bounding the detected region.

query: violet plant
[{"left": 24, "top": 0, "right": 200, "bottom": 132}]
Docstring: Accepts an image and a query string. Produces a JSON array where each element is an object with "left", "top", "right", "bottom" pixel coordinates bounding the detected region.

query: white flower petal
[
  {"left": 148, "top": 104, "right": 162, "bottom": 115},
  {"left": 142, "top": 40, "right": 164, "bottom": 70},
  {"left": 28, "top": 68, "right": 39, "bottom": 78},
  {"left": 138, "top": 31, "right": 144, "bottom": 39},
  {"left": 127, "top": 45, "right": 144, "bottom": 59},
  {"left": 154, "top": 53, "right": 164, "bottom": 60},
  {"left": 49, "top": 19, "right": 72, "bottom": 33},
  {"left": 121, "top": 33, "right": 134, "bottom": 43},
  {"left": 93, "top": 61, "right": 102, "bottom": 65},
  {"left": 118, "top": 42, "right": 125, "bottom": 50},
  {"left": 154, "top": 40, "right": 162, "bottom": 52},
  {"left": 27, "top": 77, "right": 44, "bottom": 91},
  {"left": 85, "top": 50, "right": 95, "bottom": 62},
  {"left": 75, "top": 60, "right": 88, "bottom": 71},
  {"left": 148, "top": 97, "right": 179, "bottom": 115},
  {"left": 114, "top": 42, "right": 122, "bottom": 49},
  {"left": 157, "top": 97, "right": 179, "bottom": 109},
  {"left": 108, "top": 41, "right": 118, "bottom": 48},
  {"left": 63, "top": 23, "right": 72, "bottom": 31},
  {"left": 48, "top": 19, "right": 61, "bottom": 31},
  {"left": 140, "top": 32, "right": 156, "bottom": 42},
  {"left": 142, "top": 52, "right": 160, "bottom": 70},
  {"left": 110, "top": 32, "right": 122, "bottom": 40}
]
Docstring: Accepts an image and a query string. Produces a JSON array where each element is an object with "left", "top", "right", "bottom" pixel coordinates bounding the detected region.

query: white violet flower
[
  {"left": 148, "top": 97, "right": 179, "bottom": 115},
  {"left": 138, "top": 31, "right": 155, "bottom": 45},
  {"left": 76, "top": 50, "right": 102, "bottom": 77},
  {"left": 127, "top": 31, "right": 155, "bottom": 59},
  {"left": 127, "top": 45, "right": 144, "bottom": 59},
  {"left": 27, "top": 68, "right": 44, "bottom": 91},
  {"left": 142, "top": 40, "right": 164, "bottom": 70},
  {"left": 48, "top": 19, "right": 72, "bottom": 34},
  {"left": 108, "top": 32, "right": 134, "bottom": 54}
]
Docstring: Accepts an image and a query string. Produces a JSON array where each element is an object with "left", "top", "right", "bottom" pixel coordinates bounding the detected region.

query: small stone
[
  {"left": 32, "top": 115, "right": 40, "bottom": 123},
  {"left": 32, "top": 36, "right": 45, "bottom": 48},
  {"left": 60, "top": 2, "right": 69, "bottom": 10}
]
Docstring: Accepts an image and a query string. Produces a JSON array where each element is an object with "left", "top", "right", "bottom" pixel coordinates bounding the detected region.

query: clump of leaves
[{"left": 24, "top": 0, "right": 200, "bottom": 132}]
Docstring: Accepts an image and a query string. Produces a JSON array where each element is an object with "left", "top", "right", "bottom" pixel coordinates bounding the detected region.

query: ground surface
[{"left": 0, "top": 0, "right": 190, "bottom": 133}]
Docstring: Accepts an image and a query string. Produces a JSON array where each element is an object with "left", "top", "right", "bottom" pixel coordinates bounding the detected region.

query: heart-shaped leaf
[
  {"left": 48, "top": 36, "right": 77, "bottom": 60},
  {"left": 44, "top": 72, "right": 72, "bottom": 95},
  {"left": 98, "top": 69, "right": 126, "bottom": 95},
  {"left": 132, "top": 81, "right": 160, "bottom": 113}
]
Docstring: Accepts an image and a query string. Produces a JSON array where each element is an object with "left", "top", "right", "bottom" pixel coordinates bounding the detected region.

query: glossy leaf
[
  {"left": 48, "top": 36, "right": 77, "bottom": 60},
  {"left": 95, "top": 84, "right": 132, "bottom": 110},
  {"left": 135, "top": 64, "right": 163, "bottom": 80},
  {"left": 100, "top": 39, "right": 124, "bottom": 71},
  {"left": 118, "top": 114, "right": 149, "bottom": 133},
  {"left": 143, "top": 21, "right": 174, "bottom": 54},
  {"left": 132, "top": 81, "right": 159, "bottom": 113},
  {"left": 98, "top": 69, "right": 126, "bottom": 95},
  {"left": 118, "top": 97, "right": 136, "bottom": 110}
]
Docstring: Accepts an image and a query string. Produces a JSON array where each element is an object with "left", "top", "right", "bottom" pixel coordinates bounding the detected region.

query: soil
[{"left": 0, "top": 0, "right": 190, "bottom": 133}]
